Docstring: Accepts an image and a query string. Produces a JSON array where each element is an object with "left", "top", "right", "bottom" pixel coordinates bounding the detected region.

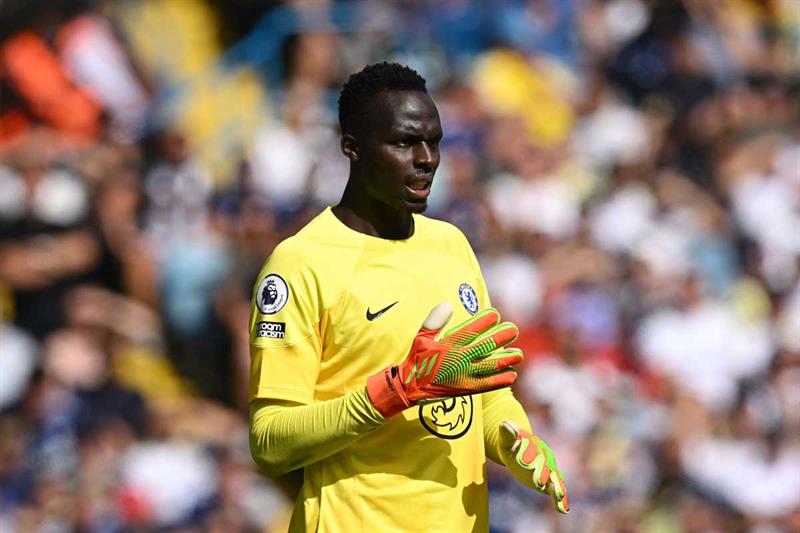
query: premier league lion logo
[
  {"left": 256, "top": 274, "right": 289, "bottom": 314},
  {"left": 262, "top": 280, "right": 279, "bottom": 307}
]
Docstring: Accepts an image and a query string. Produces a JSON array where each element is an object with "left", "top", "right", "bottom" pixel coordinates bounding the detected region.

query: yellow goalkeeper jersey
[{"left": 249, "top": 207, "right": 495, "bottom": 532}]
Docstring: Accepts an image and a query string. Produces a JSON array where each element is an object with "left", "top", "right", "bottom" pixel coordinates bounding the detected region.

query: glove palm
[{"left": 367, "top": 302, "right": 522, "bottom": 418}]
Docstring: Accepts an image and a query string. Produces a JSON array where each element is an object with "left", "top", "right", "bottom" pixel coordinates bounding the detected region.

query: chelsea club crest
[{"left": 458, "top": 283, "right": 478, "bottom": 315}]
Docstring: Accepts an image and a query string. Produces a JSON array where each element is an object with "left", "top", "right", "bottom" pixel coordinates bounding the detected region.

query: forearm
[
  {"left": 249, "top": 387, "right": 385, "bottom": 477},
  {"left": 482, "top": 387, "right": 532, "bottom": 465},
  {"left": 0, "top": 230, "right": 100, "bottom": 289}
]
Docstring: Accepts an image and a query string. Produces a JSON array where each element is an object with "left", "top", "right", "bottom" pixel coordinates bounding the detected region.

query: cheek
[
  {"left": 378, "top": 147, "right": 411, "bottom": 168},
  {"left": 363, "top": 151, "right": 410, "bottom": 204},
  {"left": 374, "top": 149, "right": 411, "bottom": 181}
]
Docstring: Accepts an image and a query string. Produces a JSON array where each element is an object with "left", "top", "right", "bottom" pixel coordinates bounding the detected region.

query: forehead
[{"left": 367, "top": 90, "right": 441, "bottom": 134}]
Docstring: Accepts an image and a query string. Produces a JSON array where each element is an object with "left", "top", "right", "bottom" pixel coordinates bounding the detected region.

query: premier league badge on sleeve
[
  {"left": 458, "top": 283, "right": 478, "bottom": 315},
  {"left": 256, "top": 274, "right": 289, "bottom": 314}
]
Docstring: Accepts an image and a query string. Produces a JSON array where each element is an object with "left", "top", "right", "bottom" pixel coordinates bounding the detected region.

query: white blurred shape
[
  {"left": 58, "top": 15, "right": 149, "bottom": 141},
  {"left": 682, "top": 437, "right": 800, "bottom": 517},
  {"left": 488, "top": 173, "right": 581, "bottom": 240},
  {"left": 733, "top": 169, "right": 800, "bottom": 291},
  {"left": 0, "top": 324, "right": 38, "bottom": 409},
  {"left": 733, "top": 173, "right": 800, "bottom": 256},
  {"left": 604, "top": 0, "right": 650, "bottom": 45},
  {"left": 0, "top": 166, "right": 26, "bottom": 220},
  {"left": 481, "top": 253, "right": 542, "bottom": 325},
  {"left": 777, "top": 284, "right": 800, "bottom": 353},
  {"left": 772, "top": 143, "right": 800, "bottom": 189},
  {"left": 250, "top": 121, "right": 314, "bottom": 208},
  {"left": 589, "top": 184, "right": 655, "bottom": 252},
  {"left": 632, "top": 218, "right": 693, "bottom": 278},
  {"left": 240, "top": 478, "right": 291, "bottom": 530},
  {"left": 32, "top": 170, "right": 88, "bottom": 226},
  {"left": 143, "top": 158, "right": 212, "bottom": 249},
  {"left": 522, "top": 357, "right": 603, "bottom": 435},
  {"left": 637, "top": 302, "right": 773, "bottom": 411},
  {"left": 120, "top": 442, "right": 218, "bottom": 527},
  {"left": 574, "top": 98, "right": 650, "bottom": 167}
]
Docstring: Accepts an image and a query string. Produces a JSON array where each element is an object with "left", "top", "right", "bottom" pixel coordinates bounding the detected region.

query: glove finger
[
  {"left": 438, "top": 308, "right": 500, "bottom": 344},
  {"left": 549, "top": 470, "right": 566, "bottom": 502},
  {"left": 500, "top": 420, "right": 521, "bottom": 451},
  {"left": 530, "top": 451, "right": 548, "bottom": 490},
  {"left": 466, "top": 369, "right": 518, "bottom": 393},
  {"left": 555, "top": 491, "right": 570, "bottom": 514},
  {"left": 462, "top": 322, "right": 520, "bottom": 357},
  {"left": 538, "top": 464, "right": 551, "bottom": 490},
  {"left": 472, "top": 348, "right": 523, "bottom": 375},
  {"left": 422, "top": 302, "right": 453, "bottom": 331},
  {"left": 485, "top": 368, "right": 518, "bottom": 389},
  {"left": 551, "top": 472, "right": 569, "bottom": 514}
]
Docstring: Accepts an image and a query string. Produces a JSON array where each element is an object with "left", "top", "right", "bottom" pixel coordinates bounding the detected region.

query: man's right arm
[
  {"left": 248, "top": 243, "right": 389, "bottom": 477},
  {"left": 248, "top": 241, "right": 356, "bottom": 477},
  {"left": 249, "top": 388, "right": 385, "bottom": 477}
]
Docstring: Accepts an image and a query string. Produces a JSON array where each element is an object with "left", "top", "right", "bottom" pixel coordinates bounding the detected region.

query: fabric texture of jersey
[{"left": 249, "top": 207, "right": 495, "bottom": 532}]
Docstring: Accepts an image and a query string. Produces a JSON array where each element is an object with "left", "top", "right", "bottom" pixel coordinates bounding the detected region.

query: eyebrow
[{"left": 393, "top": 125, "right": 442, "bottom": 138}]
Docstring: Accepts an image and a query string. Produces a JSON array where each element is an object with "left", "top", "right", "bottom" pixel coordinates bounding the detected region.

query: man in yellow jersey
[{"left": 248, "top": 62, "right": 569, "bottom": 532}]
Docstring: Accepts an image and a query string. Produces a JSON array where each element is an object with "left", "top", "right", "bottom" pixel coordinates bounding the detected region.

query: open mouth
[
  {"left": 405, "top": 177, "right": 432, "bottom": 199},
  {"left": 407, "top": 178, "right": 430, "bottom": 191}
]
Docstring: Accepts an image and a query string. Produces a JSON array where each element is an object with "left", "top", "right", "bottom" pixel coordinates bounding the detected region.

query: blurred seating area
[{"left": 0, "top": 0, "right": 798, "bottom": 531}]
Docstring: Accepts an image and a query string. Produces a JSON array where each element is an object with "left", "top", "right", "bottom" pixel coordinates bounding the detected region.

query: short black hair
[{"left": 338, "top": 62, "right": 427, "bottom": 134}]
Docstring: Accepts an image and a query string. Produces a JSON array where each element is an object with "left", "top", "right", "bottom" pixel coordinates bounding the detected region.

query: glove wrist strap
[{"left": 366, "top": 365, "right": 411, "bottom": 418}]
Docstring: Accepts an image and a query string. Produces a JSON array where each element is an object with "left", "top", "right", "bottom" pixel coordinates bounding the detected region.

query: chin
[{"left": 405, "top": 200, "right": 428, "bottom": 214}]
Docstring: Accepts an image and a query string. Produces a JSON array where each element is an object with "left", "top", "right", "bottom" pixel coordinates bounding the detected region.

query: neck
[{"left": 333, "top": 179, "right": 414, "bottom": 240}]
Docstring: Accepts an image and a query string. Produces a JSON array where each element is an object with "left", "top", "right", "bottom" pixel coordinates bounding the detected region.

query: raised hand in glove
[{"left": 367, "top": 302, "right": 522, "bottom": 418}]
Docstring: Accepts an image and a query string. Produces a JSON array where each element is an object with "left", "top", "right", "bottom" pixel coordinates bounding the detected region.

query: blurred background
[{"left": 0, "top": 0, "right": 798, "bottom": 531}]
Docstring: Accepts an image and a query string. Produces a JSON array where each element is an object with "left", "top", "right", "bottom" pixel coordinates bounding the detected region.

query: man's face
[{"left": 354, "top": 90, "right": 443, "bottom": 214}]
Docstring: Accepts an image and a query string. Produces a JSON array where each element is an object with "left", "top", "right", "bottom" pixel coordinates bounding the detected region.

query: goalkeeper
[{"left": 248, "top": 62, "right": 568, "bottom": 532}]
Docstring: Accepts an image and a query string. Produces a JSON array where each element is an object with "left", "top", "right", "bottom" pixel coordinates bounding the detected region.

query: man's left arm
[
  {"left": 482, "top": 387, "right": 530, "bottom": 465},
  {"left": 482, "top": 388, "right": 570, "bottom": 514},
  {"left": 458, "top": 226, "right": 569, "bottom": 512}
]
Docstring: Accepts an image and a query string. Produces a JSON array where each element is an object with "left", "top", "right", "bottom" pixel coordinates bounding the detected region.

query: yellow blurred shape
[
  {"left": 0, "top": 284, "right": 13, "bottom": 322},
  {"left": 471, "top": 50, "right": 574, "bottom": 146},
  {"left": 112, "top": 344, "right": 194, "bottom": 401},
  {"left": 730, "top": 276, "right": 771, "bottom": 324},
  {"left": 114, "top": 0, "right": 267, "bottom": 183}
]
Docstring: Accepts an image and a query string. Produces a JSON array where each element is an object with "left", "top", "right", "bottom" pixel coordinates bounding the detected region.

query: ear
[{"left": 341, "top": 134, "right": 359, "bottom": 162}]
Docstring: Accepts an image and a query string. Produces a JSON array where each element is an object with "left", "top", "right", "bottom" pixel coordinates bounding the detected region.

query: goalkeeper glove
[
  {"left": 366, "top": 302, "right": 522, "bottom": 418},
  {"left": 499, "top": 420, "right": 569, "bottom": 514}
]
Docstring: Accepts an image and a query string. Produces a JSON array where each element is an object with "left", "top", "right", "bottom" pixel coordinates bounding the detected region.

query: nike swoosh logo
[{"left": 366, "top": 301, "right": 399, "bottom": 321}]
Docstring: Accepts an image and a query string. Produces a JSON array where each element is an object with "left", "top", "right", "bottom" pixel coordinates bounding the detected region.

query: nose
[{"left": 414, "top": 141, "right": 437, "bottom": 170}]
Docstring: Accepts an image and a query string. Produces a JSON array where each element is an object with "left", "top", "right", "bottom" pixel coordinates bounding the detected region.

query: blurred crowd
[{"left": 0, "top": 0, "right": 798, "bottom": 532}]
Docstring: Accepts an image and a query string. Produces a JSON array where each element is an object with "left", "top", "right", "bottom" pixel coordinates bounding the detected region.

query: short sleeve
[{"left": 248, "top": 242, "right": 322, "bottom": 404}]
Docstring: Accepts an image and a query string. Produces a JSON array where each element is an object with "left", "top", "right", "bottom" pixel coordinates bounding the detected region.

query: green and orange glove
[
  {"left": 499, "top": 420, "right": 569, "bottom": 514},
  {"left": 366, "top": 302, "right": 523, "bottom": 418}
]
